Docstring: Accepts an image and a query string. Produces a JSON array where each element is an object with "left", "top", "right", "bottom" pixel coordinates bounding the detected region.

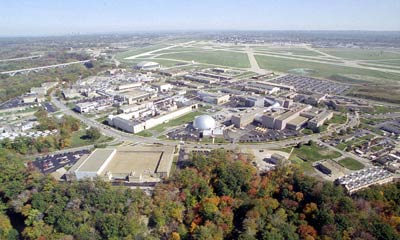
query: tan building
[
  {"left": 66, "top": 144, "right": 175, "bottom": 183},
  {"left": 262, "top": 105, "right": 311, "bottom": 130},
  {"left": 231, "top": 108, "right": 265, "bottom": 128}
]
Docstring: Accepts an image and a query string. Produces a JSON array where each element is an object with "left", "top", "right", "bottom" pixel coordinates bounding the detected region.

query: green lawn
[
  {"left": 315, "top": 48, "right": 400, "bottom": 60},
  {"left": 325, "top": 114, "right": 347, "bottom": 125},
  {"left": 135, "top": 130, "right": 153, "bottom": 137},
  {"left": 70, "top": 130, "right": 112, "bottom": 148},
  {"left": 156, "top": 50, "right": 251, "bottom": 68},
  {"left": 254, "top": 55, "right": 400, "bottom": 82},
  {"left": 338, "top": 157, "right": 364, "bottom": 170},
  {"left": 292, "top": 144, "right": 342, "bottom": 162},
  {"left": 149, "top": 111, "right": 203, "bottom": 133}
]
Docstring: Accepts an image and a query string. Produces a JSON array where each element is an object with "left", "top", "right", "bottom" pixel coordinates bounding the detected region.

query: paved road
[
  {"left": 1, "top": 60, "right": 91, "bottom": 76},
  {"left": 0, "top": 55, "right": 42, "bottom": 62}
]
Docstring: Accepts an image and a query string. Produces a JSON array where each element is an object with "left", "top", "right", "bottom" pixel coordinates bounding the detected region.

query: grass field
[
  {"left": 325, "top": 114, "right": 347, "bottom": 125},
  {"left": 291, "top": 144, "right": 342, "bottom": 162},
  {"left": 364, "top": 59, "right": 400, "bottom": 67},
  {"left": 315, "top": 48, "right": 400, "bottom": 60},
  {"left": 255, "top": 48, "right": 324, "bottom": 57},
  {"left": 338, "top": 157, "right": 365, "bottom": 170},
  {"left": 156, "top": 50, "right": 251, "bottom": 68},
  {"left": 149, "top": 111, "right": 203, "bottom": 133},
  {"left": 135, "top": 130, "right": 153, "bottom": 137},
  {"left": 254, "top": 55, "right": 400, "bottom": 82},
  {"left": 70, "top": 129, "right": 112, "bottom": 148}
]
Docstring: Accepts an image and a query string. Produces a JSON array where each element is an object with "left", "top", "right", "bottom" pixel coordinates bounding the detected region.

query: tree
[{"left": 86, "top": 127, "right": 101, "bottom": 141}]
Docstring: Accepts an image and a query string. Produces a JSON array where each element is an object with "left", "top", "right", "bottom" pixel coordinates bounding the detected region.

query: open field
[
  {"left": 292, "top": 144, "right": 342, "bottom": 162},
  {"left": 338, "top": 157, "right": 365, "bottom": 170},
  {"left": 70, "top": 129, "right": 112, "bottom": 148},
  {"left": 156, "top": 50, "right": 251, "bottom": 68},
  {"left": 254, "top": 55, "right": 400, "bottom": 82},
  {"left": 364, "top": 59, "right": 400, "bottom": 66},
  {"left": 315, "top": 48, "right": 400, "bottom": 60},
  {"left": 325, "top": 114, "right": 347, "bottom": 125},
  {"left": 254, "top": 47, "right": 324, "bottom": 57}
]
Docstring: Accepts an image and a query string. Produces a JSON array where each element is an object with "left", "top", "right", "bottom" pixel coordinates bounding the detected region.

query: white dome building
[{"left": 193, "top": 115, "right": 216, "bottom": 131}]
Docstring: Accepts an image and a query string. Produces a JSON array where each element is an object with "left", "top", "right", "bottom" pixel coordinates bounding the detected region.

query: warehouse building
[{"left": 66, "top": 144, "right": 175, "bottom": 183}]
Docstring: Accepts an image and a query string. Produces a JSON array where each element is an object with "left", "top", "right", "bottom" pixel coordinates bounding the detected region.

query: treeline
[{"left": 0, "top": 149, "right": 399, "bottom": 239}]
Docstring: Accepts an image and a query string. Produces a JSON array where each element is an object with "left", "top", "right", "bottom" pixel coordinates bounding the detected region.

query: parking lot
[
  {"left": 239, "top": 124, "right": 299, "bottom": 142},
  {"left": 271, "top": 75, "right": 350, "bottom": 95},
  {"left": 42, "top": 102, "right": 57, "bottom": 113},
  {"left": 33, "top": 149, "right": 90, "bottom": 174},
  {"left": 0, "top": 97, "right": 32, "bottom": 110}
]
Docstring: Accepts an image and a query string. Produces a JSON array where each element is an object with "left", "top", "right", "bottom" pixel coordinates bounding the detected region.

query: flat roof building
[
  {"left": 231, "top": 108, "right": 265, "bottom": 128},
  {"left": 66, "top": 144, "right": 175, "bottom": 183}
]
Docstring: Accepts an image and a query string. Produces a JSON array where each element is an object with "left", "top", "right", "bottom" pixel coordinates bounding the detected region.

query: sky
[{"left": 0, "top": 0, "right": 399, "bottom": 36}]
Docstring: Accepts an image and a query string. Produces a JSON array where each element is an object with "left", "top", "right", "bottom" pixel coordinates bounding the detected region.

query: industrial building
[
  {"left": 66, "top": 145, "right": 175, "bottom": 183},
  {"left": 231, "top": 108, "right": 265, "bottom": 128},
  {"left": 336, "top": 167, "right": 394, "bottom": 194},
  {"left": 184, "top": 74, "right": 218, "bottom": 84},
  {"left": 22, "top": 93, "right": 45, "bottom": 103},
  {"left": 198, "top": 91, "right": 230, "bottom": 105},
  {"left": 262, "top": 105, "right": 312, "bottom": 130},
  {"left": 307, "top": 111, "right": 333, "bottom": 129},
  {"left": 151, "top": 82, "right": 174, "bottom": 92},
  {"left": 238, "top": 96, "right": 264, "bottom": 107},
  {"left": 118, "top": 89, "right": 155, "bottom": 104},
  {"left": 108, "top": 104, "right": 198, "bottom": 133}
]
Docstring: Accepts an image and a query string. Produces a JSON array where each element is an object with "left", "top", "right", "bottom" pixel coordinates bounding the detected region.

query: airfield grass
[
  {"left": 364, "top": 59, "right": 400, "bottom": 67},
  {"left": 315, "top": 48, "right": 400, "bottom": 60},
  {"left": 338, "top": 157, "right": 365, "bottom": 170},
  {"left": 255, "top": 52, "right": 344, "bottom": 64},
  {"left": 154, "top": 47, "right": 209, "bottom": 54},
  {"left": 358, "top": 63, "right": 400, "bottom": 71},
  {"left": 115, "top": 44, "right": 168, "bottom": 61},
  {"left": 254, "top": 47, "right": 323, "bottom": 57},
  {"left": 254, "top": 55, "right": 400, "bottom": 82},
  {"left": 156, "top": 50, "right": 251, "bottom": 68}
]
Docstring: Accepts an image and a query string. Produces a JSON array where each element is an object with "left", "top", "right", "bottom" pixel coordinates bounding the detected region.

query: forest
[{"left": 0, "top": 148, "right": 399, "bottom": 240}]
